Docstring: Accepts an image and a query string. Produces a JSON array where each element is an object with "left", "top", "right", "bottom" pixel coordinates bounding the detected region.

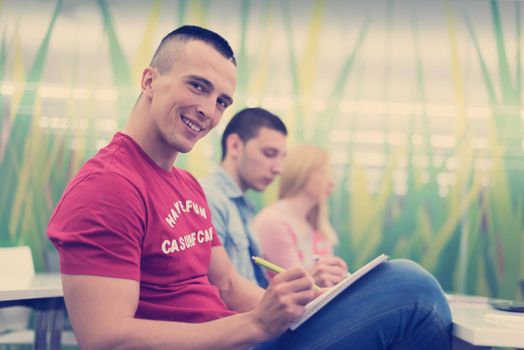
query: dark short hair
[
  {"left": 150, "top": 25, "right": 236, "bottom": 74},
  {"left": 221, "top": 107, "right": 288, "bottom": 160}
]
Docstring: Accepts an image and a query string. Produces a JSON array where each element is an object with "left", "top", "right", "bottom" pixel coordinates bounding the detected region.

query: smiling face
[{"left": 143, "top": 40, "right": 236, "bottom": 159}]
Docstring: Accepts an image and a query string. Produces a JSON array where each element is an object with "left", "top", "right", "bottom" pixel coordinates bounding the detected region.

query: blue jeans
[{"left": 253, "top": 259, "right": 452, "bottom": 350}]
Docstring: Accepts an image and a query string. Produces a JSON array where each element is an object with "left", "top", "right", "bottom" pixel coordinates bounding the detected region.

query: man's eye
[
  {"left": 263, "top": 150, "right": 277, "bottom": 158},
  {"left": 217, "top": 98, "right": 229, "bottom": 109},
  {"left": 190, "top": 82, "right": 204, "bottom": 92}
]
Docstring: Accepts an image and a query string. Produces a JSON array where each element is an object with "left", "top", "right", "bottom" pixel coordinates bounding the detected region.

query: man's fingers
[{"left": 273, "top": 267, "right": 312, "bottom": 284}]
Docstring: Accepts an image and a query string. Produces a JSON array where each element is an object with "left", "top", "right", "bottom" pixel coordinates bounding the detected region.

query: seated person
[
  {"left": 47, "top": 25, "right": 452, "bottom": 350},
  {"left": 253, "top": 144, "right": 347, "bottom": 287},
  {"left": 202, "top": 111, "right": 348, "bottom": 288},
  {"left": 200, "top": 107, "right": 288, "bottom": 287}
]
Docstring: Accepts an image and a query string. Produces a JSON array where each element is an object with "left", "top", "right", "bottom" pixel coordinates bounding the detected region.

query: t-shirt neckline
[{"left": 115, "top": 131, "right": 176, "bottom": 178}]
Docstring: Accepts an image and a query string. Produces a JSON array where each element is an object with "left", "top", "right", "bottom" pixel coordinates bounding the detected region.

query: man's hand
[
  {"left": 311, "top": 256, "right": 348, "bottom": 288},
  {"left": 249, "top": 267, "right": 316, "bottom": 338}
]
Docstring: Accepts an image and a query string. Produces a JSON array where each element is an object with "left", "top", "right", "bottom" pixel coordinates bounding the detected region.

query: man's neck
[
  {"left": 124, "top": 104, "right": 178, "bottom": 171},
  {"left": 220, "top": 161, "right": 246, "bottom": 193}
]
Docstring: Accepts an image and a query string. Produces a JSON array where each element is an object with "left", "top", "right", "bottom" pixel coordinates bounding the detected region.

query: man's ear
[
  {"left": 141, "top": 67, "right": 156, "bottom": 98},
  {"left": 226, "top": 133, "right": 243, "bottom": 159}
]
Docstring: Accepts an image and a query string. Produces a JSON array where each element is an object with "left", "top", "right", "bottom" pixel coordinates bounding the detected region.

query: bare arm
[
  {"left": 208, "top": 246, "right": 264, "bottom": 312},
  {"left": 62, "top": 267, "right": 317, "bottom": 349},
  {"left": 62, "top": 274, "right": 268, "bottom": 350}
]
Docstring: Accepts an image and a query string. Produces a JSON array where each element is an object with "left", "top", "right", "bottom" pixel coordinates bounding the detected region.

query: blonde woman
[{"left": 253, "top": 144, "right": 348, "bottom": 287}]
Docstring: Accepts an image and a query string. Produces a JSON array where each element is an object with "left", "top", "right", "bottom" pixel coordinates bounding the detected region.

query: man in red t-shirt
[
  {"left": 48, "top": 25, "right": 319, "bottom": 349},
  {"left": 48, "top": 25, "right": 452, "bottom": 350}
]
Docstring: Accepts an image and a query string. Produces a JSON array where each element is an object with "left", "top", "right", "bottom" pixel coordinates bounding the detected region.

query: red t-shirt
[{"left": 47, "top": 132, "right": 235, "bottom": 322}]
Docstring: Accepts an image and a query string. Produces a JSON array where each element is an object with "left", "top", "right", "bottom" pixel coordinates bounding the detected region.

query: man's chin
[
  {"left": 175, "top": 140, "right": 198, "bottom": 154},
  {"left": 177, "top": 133, "right": 209, "bottom": 154},
  {"left": 177, "top": 146, "right": 193, "bottom": 154},
  {"left": 253, "top": 183, "right": 270, "bottom": 192}
]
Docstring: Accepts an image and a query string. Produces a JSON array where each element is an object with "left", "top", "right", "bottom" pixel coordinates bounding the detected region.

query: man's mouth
[
  {"left": 182, "top": 116, "right": 204, "bottom": 133},
  {"left": 262, "top": 177, "right": 274, "bottom": 185}
]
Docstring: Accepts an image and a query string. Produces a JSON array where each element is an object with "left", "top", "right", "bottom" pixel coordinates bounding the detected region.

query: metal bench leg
[
  {"left": 33, "top": 309, "right": 49, "bottom": 350},
  {"left": 49, "top": 307, "right": 65, "bottom": 350}
]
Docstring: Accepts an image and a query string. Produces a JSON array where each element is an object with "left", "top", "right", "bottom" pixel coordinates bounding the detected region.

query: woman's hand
[{"left": 311, "top": 256, "right": 348, "bottom": 288}]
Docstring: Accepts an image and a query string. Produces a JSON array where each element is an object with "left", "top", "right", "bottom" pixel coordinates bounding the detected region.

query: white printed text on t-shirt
[
  {"left": 164, "top": 200, "right": 207, "bottom": 228},
  {"left": 161, "top": 226, "right": 214, "bottom": 254}
]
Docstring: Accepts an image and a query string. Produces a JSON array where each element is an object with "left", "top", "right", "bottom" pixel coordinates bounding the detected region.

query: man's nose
[
  {"left": 271, "top": 159, "right": 284, "bottom": 174},
  {"left": 197, "top": 97, "right": 216, "bottom": 119}
]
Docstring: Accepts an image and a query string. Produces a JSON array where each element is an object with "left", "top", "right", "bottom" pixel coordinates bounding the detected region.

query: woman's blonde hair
[{"left": 278, "top": 144, "right": 338, "bottom": 245}]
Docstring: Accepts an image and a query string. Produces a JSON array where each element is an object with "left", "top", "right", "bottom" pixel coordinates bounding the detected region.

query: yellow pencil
[{"left": 252, "top": 256, "right": 323, "bottom": 293}]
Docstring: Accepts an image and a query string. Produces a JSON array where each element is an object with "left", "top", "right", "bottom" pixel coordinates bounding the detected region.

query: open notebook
[{"left": 290, "top": 254, "right": 389, "bottom": 330}]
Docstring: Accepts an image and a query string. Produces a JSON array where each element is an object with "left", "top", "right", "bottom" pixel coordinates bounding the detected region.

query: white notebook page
[{"left": 290, "top": 254, "right": 389, "bottom": 330}]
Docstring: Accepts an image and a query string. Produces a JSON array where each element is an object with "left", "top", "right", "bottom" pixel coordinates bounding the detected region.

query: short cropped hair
[
  {"left": 221, "top": 107, "right": 287, "bottom": 160},
  {"left": 150, "top": 25, "right": 236, "bottom": 74}
]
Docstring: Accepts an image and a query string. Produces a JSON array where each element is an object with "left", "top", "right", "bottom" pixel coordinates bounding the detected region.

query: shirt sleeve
[
  {"left": 208, "top": 201, "right": 229, "bottom": 246},
  {"left": 47, "top": 171, "right": 146, "bottom": 280}
]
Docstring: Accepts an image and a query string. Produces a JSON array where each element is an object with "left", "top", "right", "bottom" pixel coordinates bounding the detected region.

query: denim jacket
[{"left": 200, "top": 168, "right": 268, "bottom": 287}]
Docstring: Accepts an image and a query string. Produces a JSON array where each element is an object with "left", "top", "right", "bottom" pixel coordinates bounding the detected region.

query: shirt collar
[{"left": 213, "top": 167, "right": 245, "bottom": 199}]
